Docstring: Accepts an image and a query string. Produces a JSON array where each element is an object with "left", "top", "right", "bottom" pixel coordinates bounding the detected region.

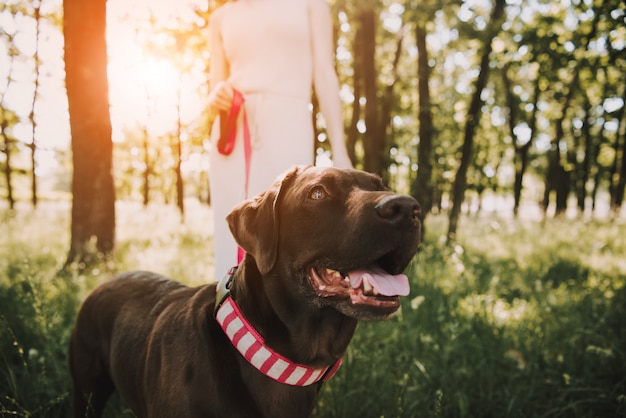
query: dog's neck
[
  {"left": 219, "top": 258, "right": 357, "bottom": 372},
  {"left": 215, "top": 293, "right": 342, "bottom": 386}
]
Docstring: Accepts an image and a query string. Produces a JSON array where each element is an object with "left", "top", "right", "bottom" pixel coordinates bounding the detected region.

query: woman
[{"left": 208, "top": 0, "right": 352, "bottom": 280}]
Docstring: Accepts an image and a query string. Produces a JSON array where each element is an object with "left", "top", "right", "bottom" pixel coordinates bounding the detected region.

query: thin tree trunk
[
  {"left": 29, "top": 0, "right": 42, "bottom": 208},
  {"left": 503, "top": 66, "right": 539, "bottom": 217},
  {"left": 576, "top": 96, "right": 592, "bottom": 215},
  {"left": 610, "top": 82, "right": 626, "bottom": 212},
  {"left": 545, "top": 71, "right": 577, "bottom": 217},
  {"left": 591, "top": 69, "right": 610, "bottom": 214},
  {"left": 175, "top": 76, "right": 185, "bottom": 219},
  {"left": 613, "top": 112, "right": 626, "bottom": 212},
  {"left": 1, "top": 117, "right": 14, "bottom": 210},
  {"left": 346, "top": 21, "right": 361, "bottom": 166},
  {"left": 142, "top": 127, "right": 150, "bottom": 206},
  {"left": 447, "top": 0, "right": 505, "bottom": 241},
  {"left": 411, "top": 19, "right": 434, "bottom": 224},
  {"left": 1, "top": 34, "right": 17, "bottom": 210},
  {"left": 378, "top": 25, "right": 405, "bottom": 186},
  {"left": 359, "top": 5, "right": 384, "bottom": 176}
]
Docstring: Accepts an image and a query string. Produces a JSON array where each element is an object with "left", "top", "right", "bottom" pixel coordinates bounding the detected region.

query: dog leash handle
[{"left": 216, "top": 89, "right": 252, "bottom": 199}]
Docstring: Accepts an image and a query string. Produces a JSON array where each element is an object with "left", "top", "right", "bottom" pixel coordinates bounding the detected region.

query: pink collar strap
[{"left": 216, "top": 296, "right": 342, "bottom": 386}]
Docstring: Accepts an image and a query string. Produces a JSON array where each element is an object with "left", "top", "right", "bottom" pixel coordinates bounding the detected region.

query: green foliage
[
  {"left": 314, "top": 216, "right": 626, "bottom": 418},
  {"left": 0, "top": 208, "right": 77, "bottom": 416},
  {"left": 1, "top": 204, "right": 625, "bottom": 417},
  {"left": 0, "top": 202, "right": 213, "bottom": 416}
]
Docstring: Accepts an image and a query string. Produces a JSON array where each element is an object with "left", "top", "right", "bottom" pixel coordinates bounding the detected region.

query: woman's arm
[
  {"left": 308, "top": 0, "right": 352, "bottom": 168},
  {"left": 208, "top": 9, "right": 234, "bottom": 114}
]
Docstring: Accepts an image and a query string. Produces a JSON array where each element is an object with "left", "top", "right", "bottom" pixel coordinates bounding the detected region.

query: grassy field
[{"left": 1, "top": 201, "right": 625, "bottom": 417}]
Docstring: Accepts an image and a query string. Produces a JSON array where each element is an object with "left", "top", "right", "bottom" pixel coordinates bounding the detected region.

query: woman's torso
[{"left": 216, "top": 0, "right": 313, "bottom": 100}]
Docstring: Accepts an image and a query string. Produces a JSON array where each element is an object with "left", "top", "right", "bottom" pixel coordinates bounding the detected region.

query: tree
[
  {"left": 610, "top": 81, "right": 626, "bottom": 212},
  {"left": 501, "top": 60, "right": 540, "bottom": 217},
  {"left": 542, "top": 2, "right": 605, "bottom": 217},
  {"left": 4, "top": 0, "right": 626, "bottom": 248},
  {"left": 172, "top": 31, "right": 192, "bottom": 219},
  {"left": 359, "top": 2, "right": 385, "bottom": 176},
  {"left": 28, "top": 0, "right": 42, "bottom": 207},
  {"left": 63, "top": 0, "right": 115, "bottom": 265},
  {"left": 345, "top": 14, "right": 361, "bottom": 166},
  {"left": 0, "top": 29, "right": 19, "bottom": 210},
  {"left": 0, "top": 108, "right": 18, "bottom": 210},
  {"left": 410, "top": 9, "right": 435, "bottom": 224},
  {"left": 572, "top": 93, "right": 593, "bottom": 215},
  {"left": 447, "top": 0, "right": 506, "bottom": 241}
]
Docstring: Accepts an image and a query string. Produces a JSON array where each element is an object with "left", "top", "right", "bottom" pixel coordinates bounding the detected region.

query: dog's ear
[{"left": 226, "top": 166, "right": 300, "bottom": 275}]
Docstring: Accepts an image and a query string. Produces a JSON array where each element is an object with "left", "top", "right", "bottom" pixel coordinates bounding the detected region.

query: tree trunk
[
  {"left": 142, "top": 128, "right": 150, "bottom": 206},
  {"left": 1, "top": 37, "right": 18, "bottom": 210},
  {"left": 544, "top": 12, "right": 600, "bottom": 218},
  {"left": 447, "top": 0, "right": 505, "bottom": 241},
  {"left": 1, "top": 116, "right": 15, "bottom": 210},
  {"left": 29, "top": 0, "right": 42, "bottom": 208},
  {"left": 359, "top": 4, "right": 384, "bottom": 177},
  {"left": 411, "top": 19, "right": 434, "bottom": 223},
  {"left": 576, "top": 97, "right": 592, "bottom": 215},
  {"left": 543, "top": 141, "right": 558, "bottom": 215},
  {"left": 610, "top": 82, "right": 626, "bottom": 212},
  {"left": 503, "top": 69, "right": 539, "bottom": 217},
  {"left": 544, "top": 72, "right": 577, "bottom": 217},
  {"left": 544, "top": 136, "right": 568, "bottom": 217},
  {"left": 378, "top": 24, "right": 405, "bottom": 186},
  {"left": 175, "top": 80, "right": 185, "bottom": 219},
  {"left": 591, "top": 70, "right": 610, "bottom": 214},
  {"left": 346, "top": 16, "right": 362, "bottom": 166},
  {"left": 613, "top": 119, "right": 626, "bottom": 212},
  {"left": 64, "top": 0, "right": 115, "bottom": 265}
]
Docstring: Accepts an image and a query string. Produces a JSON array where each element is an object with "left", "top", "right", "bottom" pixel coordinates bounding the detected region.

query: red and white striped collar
[{"left": 215, "top": 270, "right": 342, "bottom": 386}]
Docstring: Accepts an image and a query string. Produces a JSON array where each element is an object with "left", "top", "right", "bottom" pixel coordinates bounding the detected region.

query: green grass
[
  {"left": 314, "top": 217, "right": 626, "bottom": 418},
  {"left": 1, "top": 202, "right": 625, "bottom": 417}
]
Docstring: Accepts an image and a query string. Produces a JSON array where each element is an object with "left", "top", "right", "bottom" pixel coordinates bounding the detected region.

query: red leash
[{"left": 217, "top": 89, "right": 251, "bottom": 264}]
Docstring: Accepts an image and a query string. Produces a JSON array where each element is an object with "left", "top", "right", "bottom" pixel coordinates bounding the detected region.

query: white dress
[{"left": 208, "top": 0, "right": 343, "bottom": 279}]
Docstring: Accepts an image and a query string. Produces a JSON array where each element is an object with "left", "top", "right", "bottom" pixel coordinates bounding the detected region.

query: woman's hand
[{"left": 208, "top": 81, "right": 235, "bottom": 113}]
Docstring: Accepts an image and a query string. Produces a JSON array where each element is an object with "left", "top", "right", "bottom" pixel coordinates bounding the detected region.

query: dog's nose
[{"left": 375, "top": 195, "right": 421, "bottom": 223}]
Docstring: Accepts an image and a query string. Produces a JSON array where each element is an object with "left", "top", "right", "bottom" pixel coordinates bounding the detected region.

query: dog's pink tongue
[{"left": 348, "top": 267, "right": 410, "bottom": 296}]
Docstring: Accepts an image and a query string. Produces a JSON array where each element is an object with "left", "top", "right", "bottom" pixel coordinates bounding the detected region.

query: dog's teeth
[
  {"left": 362, "top": 277, "right": 372, "bottom": 294},
  {"left": 326, "top": 269, "right": 341, "bottom": 280}
]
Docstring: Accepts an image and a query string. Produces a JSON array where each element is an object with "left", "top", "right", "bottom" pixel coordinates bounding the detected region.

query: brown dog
[{"left": 69, "top": 166, "right": 421, "bottom": 417}]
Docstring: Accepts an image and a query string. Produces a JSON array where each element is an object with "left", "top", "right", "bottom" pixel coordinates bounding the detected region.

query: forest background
[{"left": 1, "top": 0, "right": 625, "bottom": 416}]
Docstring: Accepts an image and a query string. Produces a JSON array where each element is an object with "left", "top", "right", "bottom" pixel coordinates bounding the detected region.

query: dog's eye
[{"left": 310, "top": 187, "right": 327, "bottom": 200}]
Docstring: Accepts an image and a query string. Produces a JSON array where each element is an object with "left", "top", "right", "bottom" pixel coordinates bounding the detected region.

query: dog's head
[{"left": 227, "top": 165, "right": 421, "bottom": 320}]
